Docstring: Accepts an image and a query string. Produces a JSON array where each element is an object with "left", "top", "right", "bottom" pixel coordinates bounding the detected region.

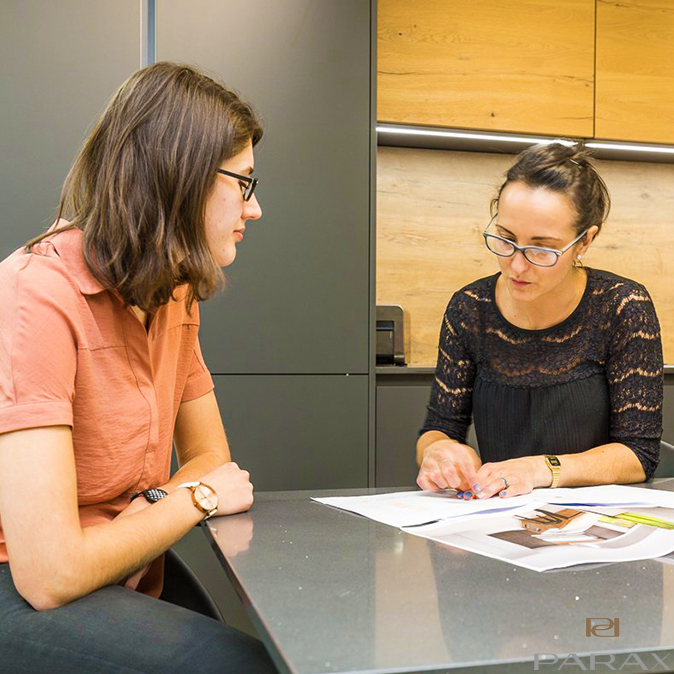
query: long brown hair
[
  {"left": 491, "top": 142, "right": 611, "bottom": 237},
  {"left": 27, "top": 61, "right": 263, "bottom": 313}
]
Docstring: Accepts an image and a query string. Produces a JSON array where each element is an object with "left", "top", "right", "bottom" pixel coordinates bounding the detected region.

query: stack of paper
[{"left": 313, "top": 486, "right": 674, "bottom": 571}]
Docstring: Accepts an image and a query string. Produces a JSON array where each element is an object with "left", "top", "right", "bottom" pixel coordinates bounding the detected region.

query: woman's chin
[{"left": 216, "top": 246, "right": 237, "bottom": 268}]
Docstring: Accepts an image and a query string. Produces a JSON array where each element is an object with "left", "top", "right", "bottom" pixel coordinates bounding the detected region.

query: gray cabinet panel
[
  {"left": 376, "top": 384, "right": 429, "bottom": 487},
  {"left": 376, "top": 380, "right": 478, "bottom": 488},
  {"left": 213, "top": 374, "right": 368, "bottom": 491},
  {"left": 664, "top": 377, "right": 674, "bottom": 448},
  {"left": 157, "top": 0, "right": 371, "bottom": 374},
  {"left": 0, "top": 0, "right": 140, "bottom": 259}
]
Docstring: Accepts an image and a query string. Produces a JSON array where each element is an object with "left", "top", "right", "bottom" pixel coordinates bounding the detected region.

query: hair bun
[{"left": 491, "top": 140, "right": 610, "bottom": 235}]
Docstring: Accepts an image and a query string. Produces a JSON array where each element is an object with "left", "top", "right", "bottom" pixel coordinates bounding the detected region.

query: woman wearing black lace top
[{"left": 416, "top": 142, "right": 663, "bottom": 501}]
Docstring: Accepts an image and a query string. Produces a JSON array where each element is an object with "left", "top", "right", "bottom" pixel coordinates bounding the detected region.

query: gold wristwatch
[
  {"left": 177, "top": 481, "right": 219, "bottom": 520},
  {"left": 544, "top": 455, "right": 561, "bottom": 489}
]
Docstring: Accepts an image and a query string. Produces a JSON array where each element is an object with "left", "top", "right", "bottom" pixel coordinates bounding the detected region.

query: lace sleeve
[
  {"left": 420, "top": 295, "right": 477, "bottom": 443},
  {"left": 606, "top": 284, "right": 663, "bottom": 480}
]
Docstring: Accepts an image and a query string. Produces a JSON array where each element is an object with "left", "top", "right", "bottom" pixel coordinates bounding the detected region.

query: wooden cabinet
[
  {"left": 380, "top": 0, "right": 674, "bottom": 144},
  {"left": 378, "top": 0, "right": 595, "bottom": 137},
  {"left": 596, "top": 0, "right": 674, "bottom": 143}
]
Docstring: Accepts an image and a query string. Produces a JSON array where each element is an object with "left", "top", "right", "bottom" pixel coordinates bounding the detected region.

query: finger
[
  {"left": 417, "top": 472, "right": 444, "bottom": 491},
  {"left": 424, "top": 456, "right": 461, "bottom": 489},
  {"left": 435, "top": 461, "right": 473, "bottom": 497},
  {"left": 472, "top": 464, "right": 496, "bottom": 497},
  {"left": 438, "top": 462, "right": 463, "bottom": 489},
  {"left": 499, "top": 479, "right": 532, "bottom": 498},
  {"left": 476, "top": 475, "right": 510, "bottom": 499},
  {"left": 455, "top": 460, "right": 478, "bottom": 493},
  {"left": 474, "top": 461, "right": 495, "bottom": 482}
]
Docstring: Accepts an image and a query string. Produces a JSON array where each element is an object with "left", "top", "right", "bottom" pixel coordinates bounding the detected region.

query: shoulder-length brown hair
[{"left": 27, "top": 61, "right": 263, "bottom": 313}]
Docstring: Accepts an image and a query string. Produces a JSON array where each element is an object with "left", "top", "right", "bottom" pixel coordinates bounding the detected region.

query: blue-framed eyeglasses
[
  {"left": 483, "top": 215, "right": 588, "bottom": 268},
  {"left": 216, "top": 169, "right": 259, "bottom": 202}
]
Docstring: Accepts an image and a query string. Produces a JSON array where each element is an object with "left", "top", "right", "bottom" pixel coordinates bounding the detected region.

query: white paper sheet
[
  {"left": 313, "top": 485, "right": 674, "bottom": 528},
  {"left": 405, "top": 503, "right": 674, "bottom": 572},
  {"left": 313, "top": 490, "right": 536, "bottom": 527}
]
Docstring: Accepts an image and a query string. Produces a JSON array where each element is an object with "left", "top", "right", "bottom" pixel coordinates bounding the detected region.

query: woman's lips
[
  {"left": 510, "top": 278, "right": 531, "bottom": 287},
  {"left": 234, "top": 229, "right": 245, "bottom": 242}
]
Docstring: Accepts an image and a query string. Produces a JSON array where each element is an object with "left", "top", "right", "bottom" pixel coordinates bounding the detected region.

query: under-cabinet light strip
[{"left": 377, "top": 125, "right": 674, "bottom": 156}]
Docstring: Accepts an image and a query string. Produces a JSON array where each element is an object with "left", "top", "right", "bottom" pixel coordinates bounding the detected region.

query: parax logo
[
  {"left": 533, "top": 618, "right": 668, "bottom": 671},
  {"left": 533, "top": 652, "right": 669, "bottom": 671},
  {"left": 586, "top": 618, "right": 619, "bottom": 637}
]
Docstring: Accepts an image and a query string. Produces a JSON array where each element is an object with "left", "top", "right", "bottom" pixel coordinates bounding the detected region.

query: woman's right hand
[
  {"left": 200, "top": 461, "right": 255, "bottom": 516},
  {"left": 416, "top": 440, "right": 481, "bottom": 494}
]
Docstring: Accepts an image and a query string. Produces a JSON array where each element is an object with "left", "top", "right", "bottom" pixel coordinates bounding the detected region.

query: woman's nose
[
  {"left": 510, "top": 249, "right": 529, "bottom": 273},
  {"left": 244, "top": 194, "right": 262, "bottom": 221}
]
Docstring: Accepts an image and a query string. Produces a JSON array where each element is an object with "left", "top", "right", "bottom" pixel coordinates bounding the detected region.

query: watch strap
[
  {"left": 544, "top": 455, "right": 561, "bottom": 489},
  {"left": 130, "top": 488, "right": 168, "bottom": 504}
]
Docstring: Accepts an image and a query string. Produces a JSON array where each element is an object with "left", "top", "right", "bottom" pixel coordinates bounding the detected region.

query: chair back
[
  {"left": 655, "top": 440, "right": 674, "bottom": 479},
  {"left": 162, "top": 547, "right": 224, "bottom": 623}
]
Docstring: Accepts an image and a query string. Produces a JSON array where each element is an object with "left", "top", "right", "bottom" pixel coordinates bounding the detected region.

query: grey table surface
[{"left": 204, "top": 481, "right": 674, "bottom": 674}]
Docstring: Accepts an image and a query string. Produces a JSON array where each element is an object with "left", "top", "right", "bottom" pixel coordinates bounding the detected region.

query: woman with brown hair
[
  {"left": 0, "top": 62, "right": 277, "bottom": 672},
  {"left": 416, "top": 142, "right": 663, "bottom": 500}
]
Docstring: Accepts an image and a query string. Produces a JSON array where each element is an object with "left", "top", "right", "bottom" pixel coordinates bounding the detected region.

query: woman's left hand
[{"left": 471, "top": 457, "right": 542, "bottom": 499}]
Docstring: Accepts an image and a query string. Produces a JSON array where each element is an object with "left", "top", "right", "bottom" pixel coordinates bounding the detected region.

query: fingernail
[
  {"left": 499, "top": 490, "right": 507, "bottom": 497},
  {"left": 463, "top": 491, "right": 473, "bottom": 499},
  {"left": 473, "top": 483, "right": 482, "bottom": 492}
]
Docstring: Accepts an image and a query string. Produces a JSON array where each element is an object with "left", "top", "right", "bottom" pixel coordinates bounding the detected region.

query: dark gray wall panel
[
  {"left": 664, "top": 376, "right": 674, "bottom": 447},
  {"left": 213, "top": 374, "right": 368, "bottom": 491},
  {"left": 376, "top": 384, "right": 429, "bottom": 488},
  {"left": 0, "top": 0, "right": 140, "bottom": 259},
  {"left": 375, "top": 377, "right": 480, "bottom": 487},
  {"left": 157, "top": 0, "right": 371, "bottom": 374}
]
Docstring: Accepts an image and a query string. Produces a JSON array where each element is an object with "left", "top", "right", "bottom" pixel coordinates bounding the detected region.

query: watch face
[
  {"left": 195, "top": 484, "right": 218, "bottom": 511},
  {"left": 547, "top": 456, "right": 561, "bottom": 468}
]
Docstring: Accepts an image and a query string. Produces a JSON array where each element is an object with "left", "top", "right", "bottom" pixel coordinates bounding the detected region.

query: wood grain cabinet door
[
  {"left": 596, "top": 0, "right": 674, "bottom": 143},
  {"left": 378, "top": 0, "right": 595, "bottom": 137}
]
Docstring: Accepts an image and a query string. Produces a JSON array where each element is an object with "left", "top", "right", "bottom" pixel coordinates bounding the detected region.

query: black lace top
[{"left": 421, "top": 268, "right": 664, "bottom": 479}]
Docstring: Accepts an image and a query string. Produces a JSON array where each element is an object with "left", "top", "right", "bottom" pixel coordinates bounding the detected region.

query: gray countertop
[{"left": 205, "top": 482, "right": 674, "bottom": 674}]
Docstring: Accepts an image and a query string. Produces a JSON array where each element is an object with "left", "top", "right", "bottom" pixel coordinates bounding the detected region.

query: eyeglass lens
[
  {"left": 484, "top": 236, "right": 558, "bottom": 267},
  {"left": 243, "top": 178, "right": 258, "bottom": 202}
]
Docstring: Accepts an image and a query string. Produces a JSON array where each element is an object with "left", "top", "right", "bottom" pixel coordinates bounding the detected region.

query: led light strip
[
  {"left": 377, "top": 125, "right": 674, "bottom": 156},
  {"left": 585, "top": 141, "right": 674, "bottom": 155},
  {"left": 376, "top": 125, "right": 572, "bottom": 146}
]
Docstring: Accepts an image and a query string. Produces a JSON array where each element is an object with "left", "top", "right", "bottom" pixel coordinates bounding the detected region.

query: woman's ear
[{"left": 579, "top": 225, "right": 600, "bottom": 256}]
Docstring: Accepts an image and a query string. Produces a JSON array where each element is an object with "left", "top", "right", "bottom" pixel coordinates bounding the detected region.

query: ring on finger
[{"left": 501, "top": 476, "right": 509, "bottom": 490}]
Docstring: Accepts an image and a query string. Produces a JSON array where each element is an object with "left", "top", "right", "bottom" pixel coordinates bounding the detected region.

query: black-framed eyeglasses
[
  {"left": 483, "top": 215, "right": 588, "bottom": 268},
  {"left": 216, "top": 169, "right": 259, "bottom": 202}
]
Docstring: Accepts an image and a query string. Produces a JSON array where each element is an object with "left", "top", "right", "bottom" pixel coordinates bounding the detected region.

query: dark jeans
[{"left": 0, "top": 564, "right": 278, "bottom": 674}]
